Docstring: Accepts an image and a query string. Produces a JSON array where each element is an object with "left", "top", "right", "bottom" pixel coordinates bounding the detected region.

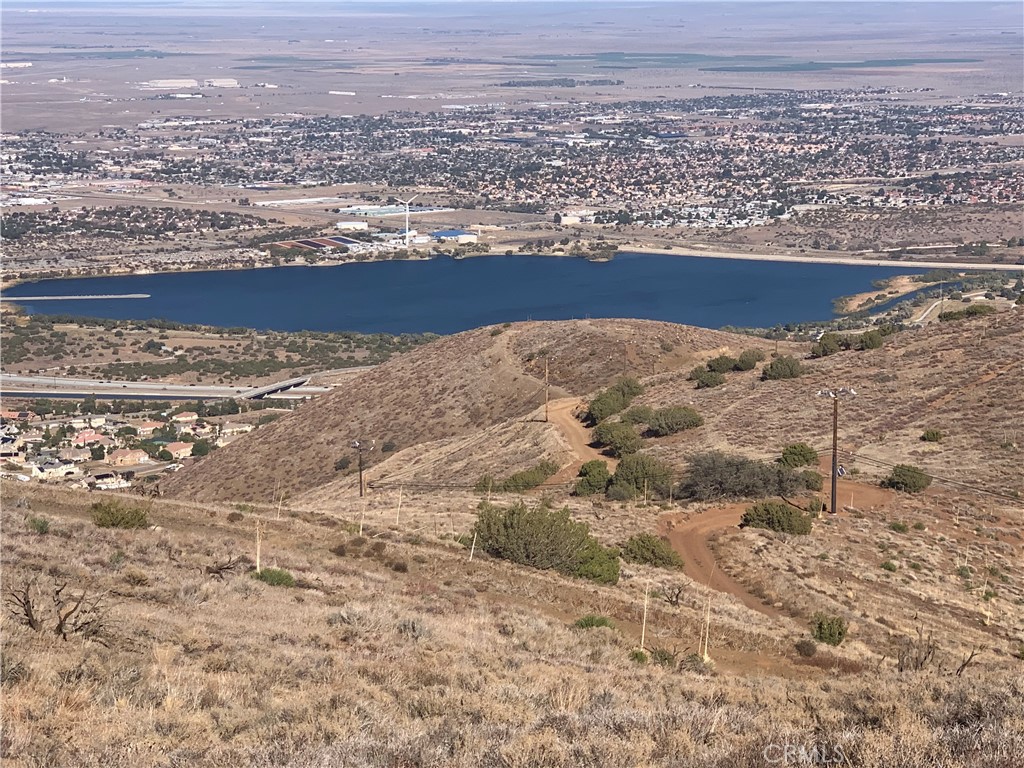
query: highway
[{"left": 0, "top": 367, "right": 374, "bottom": 401}]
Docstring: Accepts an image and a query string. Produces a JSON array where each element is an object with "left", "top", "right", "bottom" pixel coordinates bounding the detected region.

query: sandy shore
[{"left": 625, "top": 245, "right": 1024, "bottom": 272}]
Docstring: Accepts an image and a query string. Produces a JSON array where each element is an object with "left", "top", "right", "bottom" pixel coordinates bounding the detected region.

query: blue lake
[{"left": 4, "top": 253, "right": 927, "bottom": 334}]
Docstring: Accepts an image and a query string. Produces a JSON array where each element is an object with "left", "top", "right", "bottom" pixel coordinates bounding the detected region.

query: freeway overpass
[{"left": 0, "top": 373, "right": 331, "bottom": 401}]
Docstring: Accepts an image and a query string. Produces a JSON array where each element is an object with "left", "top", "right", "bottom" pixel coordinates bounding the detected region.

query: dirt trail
[
  {"left": 546, "top": 397, "right": 618, "bottom": 483},
  {"left": 660, "top": 506, "right": 783, "bottom": 619}
]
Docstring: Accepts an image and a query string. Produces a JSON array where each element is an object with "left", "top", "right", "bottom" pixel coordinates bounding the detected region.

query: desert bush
[
  {"left": 574, "top": 615, "right": 614, "bottom": 629},
  {"left": 620, "top": 533, "right": 682, "bottom": 569},
  {"left": 740, "top": 500, "right": 813, "bottom": 535},
  {"left": 473, "top": 501, "right": 619, "bottom": 585},
  {"left": 693, "top": 369, "right": 726, "bottom": 389},
  {"left": 390, "top": 561, "right": 408, "bottom": 573},
  {"left": 253, "top": 568, "right": 295, "bottom": 587},
  {"left": 881, "top": 560, "right": 898, "bottom": 572},
  {"left": 593, "top": 420, "right": 641, "bottom": 458},
  {"left": 26, "top": 516, "right": 49, "bottom": 535},
  {"left": 628, "top": 649, "right": 648, "bottom": 664},
  {"left": 226, "top": 511, "right": 244, "bottom": 523},
  {"left": 857, "top": 329, "right": 884, "bottom": 349},
  {"left": 478, "top": 460, "right": 559, "bottom": 493},
  {"left": 122, "top": 567, "right": 150, "bottom": 586},
  {"left": 706, "top": 355, "right": 738, "bottom": 373},
  {"left": 90, "top": 500, "right": 149, "bottom": 529},
  {"left": 778, "top": 442, "right": 818, "bottom": 468},
  {"left": 795, "top": 638, "right": 817, "bottom": 657},
  {"left": 734, "top": 349, "right": 766, "bottom": 371},
  {"left": 920, "top": 429, "right": 943, "bottom": 443},
  {"left": 649, "top": 647, "right": 678, "bottom": 668},
  {"left": 811, "top": 613, "right": 848, "bottom": 646},
  {"left": 621, "top": 405, "right": 654, "bottom": 425},
  {"left": 607, "top": 454, "right": 673, "bottom": 500},
  {"left": 586, "top": 377, "right": 644, "bottom": 422},
  {"left": 646, "top": 406, "right": 703, "bottom": 437},
  {"left": 883, "top": 464, "right": 932, "bottom": 493},
  {"left": 938, "top": 303, "right": 997, "bottom": 322},
  {"left": 800, "top": 470, "right": 823, "bottom": 492},
  {"left": 574, "top": 459, "right": 611, "bottom": 496},
  {"left": 810, "top": 333, "right": 843, "bottom": 358},
  {"left": 677, "top": 451, "right": 802, "bottom": 501},
  {"left": 762, "top": 355, "right": 803, "bottom": 380},
  {"left": 889, "top": 521, "right": 909, "bottom": 533}
]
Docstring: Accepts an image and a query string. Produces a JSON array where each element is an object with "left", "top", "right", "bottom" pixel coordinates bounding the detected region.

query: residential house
[
  {"left": 172, "top": 411, "right": 199, "bottom": 423},
  {"left": 164, "top": 441, "right": 194, "bottom": 460},
  {"left": 58, "top": 447, "right": 92, "bottom": 463},
  {"left": 107, "top": 448, "right": 151, "bottom": 467}
]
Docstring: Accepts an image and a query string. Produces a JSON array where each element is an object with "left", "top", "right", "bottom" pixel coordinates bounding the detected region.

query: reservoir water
[{"left": 4, "top": 253, "right": 927, "bottom": 334}]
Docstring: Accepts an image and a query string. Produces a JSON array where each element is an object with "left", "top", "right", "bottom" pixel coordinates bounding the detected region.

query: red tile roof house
[{"left": 164, "top": 442, "right": 194, "bottom": 460}]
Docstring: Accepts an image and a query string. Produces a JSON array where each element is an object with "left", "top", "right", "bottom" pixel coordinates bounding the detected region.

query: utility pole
[
  {"left": 817, "top": 388, "right": 857, "bottom": 515},
  {"left": 352, "top": 439, "right": 374, "bottom": 497}
]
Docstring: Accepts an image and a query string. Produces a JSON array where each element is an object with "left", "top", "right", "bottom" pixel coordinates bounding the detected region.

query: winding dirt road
[
  {"left": 660, "top": 506, "right": 783, "bottom": 618},
  {"left": 546, "top": 397, "right": 618, "bottom": 483}
]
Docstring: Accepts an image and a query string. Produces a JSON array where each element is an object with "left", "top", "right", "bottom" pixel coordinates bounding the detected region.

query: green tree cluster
[
  {"left": 678, "top": 452, "right": 802, "bottom": 501},
  {"left": 620, "top": 533, "right": 683, "bottom": 569}
]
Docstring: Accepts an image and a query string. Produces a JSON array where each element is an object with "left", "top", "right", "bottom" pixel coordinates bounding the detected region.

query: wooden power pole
[{"left": 544, "top": 357, "right": 550, "bottom": 422}]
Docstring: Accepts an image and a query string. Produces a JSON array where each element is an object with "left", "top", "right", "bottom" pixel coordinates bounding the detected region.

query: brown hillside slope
[
  {"left": 165, "top": 319, "right": 763, "bottom": 502},
  {"left": 634, "top": 309, "right": 1024, "bottom": 494}
]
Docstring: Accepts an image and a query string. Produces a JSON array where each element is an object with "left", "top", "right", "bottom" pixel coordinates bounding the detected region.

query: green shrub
[
  {"left": 706, "top": 355, "right": 738, "bottom": 374},
  {"left": 586, "top": 377, "right": 644, "bottom": 422},
  {"left": 734, "top": 349, "right": 766, "bottom": 371},
  {"left": 607, "top": 454, "right": 673, "bottom": 500},
  {"left": 881, "top": 561, "right": 898, "bottom": 572},
  {"left": 620, "top": 533, "right": 682, "bottom": 569},
  {"left": 90, "top": 500, "right": 149, "bottom": 529},
  {"left": 920, "top": 429, "right": 943, "bottom": 443},
  {"left": 473, "top": 501, "right": 619, "bottom": 585},
  {"left": 811, "top": 613, "right": 848, "bottom": 646},
  {"left": 621, "top": 405, "right": 654, "bottom": 425},
  {"left": 629, "top": 649, "right": 648, "bottom": 664},
  {"left": 227, "top": 511, "right": 244, "bottom": 523},
  {"left": 740, "top": 500, "right": 813, "bottom": 535},
  {"left": 574, "top": 615, "right": 615, "bottom": 630},
  {"left": 678, "top": 451, "right": 802, "bottom": 501},
  {"left": 574, "top": 460, "right": 611, "bottom": 496},
  {"left": 883, "top": 464, "right": 931, "bottom": 493},
  {"left": 479, "top": 460, "right": 560, "bottom": 493},
  {"left": 778, "top": 442, "right": 818, "bottom": 468},
  {"left": 889, "top": 521, "right": 909, "bottom": 533},
  {"left": 810, "top": 333, "right": 842, "bottom": 358},
  {"left": 253, "top": 568, "right": 295, "bottom": 587},
  {"left": 693, "top": 370, "right": 726, "bottom": 389},
  {"left": 593, "top": 421, "right": 641, "bottom": 458},
  {"left": 646, "top": 406, "right": 703, "bottom": 437},
  {"left": 857, "top": 330, "right": 884, "bottom": 350},
  {"left": 26, "top": 516, "right": 50, "bottom": 535},
  {"left": 762, "top": 355, "right": 803, "bottom": 380},
  {"left": 800, "top": 470, "right": 823, "bottom": 492},
  {"left": 938, "top": 303, "right": 997, "bottom": 322}
]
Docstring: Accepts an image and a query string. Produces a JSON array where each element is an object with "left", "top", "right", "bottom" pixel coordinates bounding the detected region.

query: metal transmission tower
[
  {"left": 816, "top": 387, "right": 857, "bottom": 515},
  {"left": 396, "top": 194, "right": 419, "bottom": 248}
]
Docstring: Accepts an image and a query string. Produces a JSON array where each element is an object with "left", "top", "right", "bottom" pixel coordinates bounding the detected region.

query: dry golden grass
[
  {"left": 165, "top": 319, "right": 769, "bottom": 504},
  {"left": 3, "top": 484, "right": 1023, "bottom": 767}
]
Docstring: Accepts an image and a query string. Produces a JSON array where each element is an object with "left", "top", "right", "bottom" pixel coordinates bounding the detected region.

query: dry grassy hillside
[
  {"left": 165, "top": 319, "right": 765, "bottom": 503},
  {"left": 635, "top": 310, "right": 1023, "bottom": 495},
  {"left": 4, "top": 485, "right": 1022, "bottom": 768}
]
